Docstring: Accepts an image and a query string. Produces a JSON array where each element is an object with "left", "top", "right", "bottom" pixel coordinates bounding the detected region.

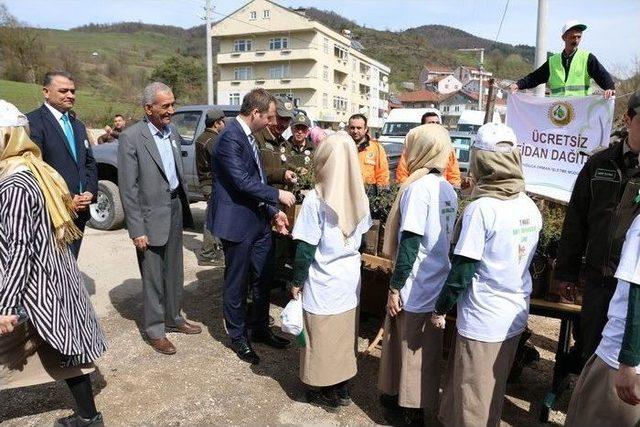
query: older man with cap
[
  {"left": 284, "top": 112, "right": 314, "bottom": 171},
  {"left": 510, "top": 20, "right": 615, "bottom": 98},
  {"left": 195, "top": 108, "right": 226, "bottom": 265},
  {"left": 254, "top": 96, "right": 298, "bottom": 186}
]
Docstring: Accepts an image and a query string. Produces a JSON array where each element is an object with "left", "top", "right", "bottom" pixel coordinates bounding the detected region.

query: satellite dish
[{"left": 382, "top": 75, "right": 388, "bottom": 83}]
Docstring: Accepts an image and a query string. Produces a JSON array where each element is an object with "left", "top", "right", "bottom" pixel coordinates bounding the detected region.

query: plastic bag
[{"left": 281, "top": 297, "right": 303, "bottom": 336}]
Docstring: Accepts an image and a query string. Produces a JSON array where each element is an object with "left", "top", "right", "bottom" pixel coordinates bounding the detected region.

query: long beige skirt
[
  {"left": 0, "top": 323, "right": 94, "bottom": 390},
  {"left": 565, "top": 354, "right": 640, "bottom": 427},
  {"left": 378, "top": 311, "right": 443, "bottom": 410},
  {"left": 438, "top": 332, "right": 520, "bottom": 427},
  {"left": 300, "top": 307, "right": 358, "bottom": 387}
]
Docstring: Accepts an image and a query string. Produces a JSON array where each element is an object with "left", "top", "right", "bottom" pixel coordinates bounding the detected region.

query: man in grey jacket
[{"left": 117, "top": 82, "right": 200, "bottom": 355}]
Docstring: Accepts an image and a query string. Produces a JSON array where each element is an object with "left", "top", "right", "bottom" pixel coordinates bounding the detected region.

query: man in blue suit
[
  {"left": 26, "top": 71, "right": 98, "bottom": 258},
  {"left": 209, "top": 89, "right": 295, "bottom": 364}
]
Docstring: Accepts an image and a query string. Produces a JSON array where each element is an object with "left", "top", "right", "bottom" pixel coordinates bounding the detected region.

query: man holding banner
[{"left": 509, "top": 20, "right": 615, "bottom": 98}]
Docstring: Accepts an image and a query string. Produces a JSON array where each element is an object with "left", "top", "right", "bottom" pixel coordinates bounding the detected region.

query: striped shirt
[{"left": 0, "top": 171, "right": 106, "bottom": 366}]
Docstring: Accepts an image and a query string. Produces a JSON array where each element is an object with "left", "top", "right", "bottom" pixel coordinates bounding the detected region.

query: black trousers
[{"left": 221, "top": 222, "right": 272, "bottom": 342}]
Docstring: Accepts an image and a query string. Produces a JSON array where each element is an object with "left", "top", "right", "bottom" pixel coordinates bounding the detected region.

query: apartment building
[{"left": 211, "top": 0, "right": 390, "bottom": 129}]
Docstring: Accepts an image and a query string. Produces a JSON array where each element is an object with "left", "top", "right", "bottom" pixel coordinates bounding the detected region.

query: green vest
[{"left": 548, "top": 49, "right": 591, "bottom": 97}]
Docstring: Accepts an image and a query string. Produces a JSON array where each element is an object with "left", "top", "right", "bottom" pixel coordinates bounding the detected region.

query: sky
[{"left": 4, "top": 0, "right": 639, "bottom": 76}]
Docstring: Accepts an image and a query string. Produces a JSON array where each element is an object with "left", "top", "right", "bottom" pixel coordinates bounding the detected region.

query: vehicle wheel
[{"left": 88, "top": 180, "right": 125, "bottom": 230}]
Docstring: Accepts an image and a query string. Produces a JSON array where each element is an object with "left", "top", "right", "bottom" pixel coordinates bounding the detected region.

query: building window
[
  {"left": 229, "top": 93, "right": 240, "bottom": 105},
  {"left": 233, "top": 66, "right": 252, "bottom": 80},
  {"left": 268, "top": 64, "right": 290, "bottom": 79},
  {"left": 233, "top": 39, "right": 252, "bottom": 52},
  {"left": 334, "top": 44, "right": 348, "bottom": 60},
  {"left": 323, "top": 38, "right": 329, "bottom": 54},
  {"left": 249, "top": 11, "right": 257, "bottom": 20},
  {"left": 333, "top": 96, "right": 348, "bottom": 111},
  {"left": 269, "top": 37, "right": 289, "bottom": 50},
  {"left": 454, "top": 105, "right": 460, "bottom": 112},
  {"left": 263, "top": 9, "right": 270, "bottom": 19},
  {"left": 322, "top": 93, "right": 328, "bottom": 108},
  {"left": 323, "top": 66, "right": 329, "bottom": 81}
]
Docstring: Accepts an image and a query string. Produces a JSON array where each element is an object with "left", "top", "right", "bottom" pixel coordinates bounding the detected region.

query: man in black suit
[
  {"left": 26, "top": 70, "right": 98, "bottom": 258},
  {"left": 208, "top": 89, "right": 295, "bottom": 364}
]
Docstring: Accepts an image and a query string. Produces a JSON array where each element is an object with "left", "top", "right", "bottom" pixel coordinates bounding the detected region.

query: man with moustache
[
  {"left": 510, "top": 20, "right": 615, "bottom": 98},
  {"left": 26, "top": 70, "right": 98, "bottom": 258},
  {"left": 118, "top": 82, "right": 199, "bottom": 355}
]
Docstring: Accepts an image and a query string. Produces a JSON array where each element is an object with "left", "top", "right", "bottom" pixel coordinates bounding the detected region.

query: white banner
[{"left": 506, "top": 93, "right": 614, "bottom": 203}]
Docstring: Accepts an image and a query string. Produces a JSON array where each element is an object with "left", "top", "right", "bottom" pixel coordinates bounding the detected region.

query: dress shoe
[
  {"left": 335, "top": 385, "right": 352, "bottom": 406},
  {"left": 231, "top": 340, "right": 260, "bottom": 365},
  {"left": 166, "top": 321, "right": 202, "bottom": 335},
  {"left": 54, "top": 412, "right": 104, "bottom": 427},
  {"left": 251, "top": 329, "right": 290, "bottom": 349},
  {"left": 305, "top": 388, "right": 340, "bottom": 413},
  {"left": 149, "top": 337, "right": 176, "bottom": 355}
]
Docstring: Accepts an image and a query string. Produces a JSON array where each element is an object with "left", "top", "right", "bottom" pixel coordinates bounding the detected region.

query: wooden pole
[{"left": 483, "top": 78, "right": 496, "bottom": 124}]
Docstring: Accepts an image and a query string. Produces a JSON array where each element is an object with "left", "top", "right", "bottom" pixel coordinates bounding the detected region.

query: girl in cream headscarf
[
  {"left": 0, "top": 100, "right": 107, "bottom": 426},
  {"left": 290, "top": 131, "right": 372, "bottom": 411},
  {"left": 431, "top": 122, "right": 542, "bottom": 427},
  {"left": 377, "top": 124, "right": 458, "bottom": 424}
]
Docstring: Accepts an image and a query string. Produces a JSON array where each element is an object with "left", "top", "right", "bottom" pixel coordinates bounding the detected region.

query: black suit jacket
[{"left": 26, "top": 104, "right": 98, "bottom": 222}]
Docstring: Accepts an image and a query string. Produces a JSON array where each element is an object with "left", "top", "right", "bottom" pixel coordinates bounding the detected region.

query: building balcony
[
  {"left": 217, "top": 48, "right": 318, "bottom": 65},
  {"left": 218, "top": 76, "right": 317, "bottom": 90}
]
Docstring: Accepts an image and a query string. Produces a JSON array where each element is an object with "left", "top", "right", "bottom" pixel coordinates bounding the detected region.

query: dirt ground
[{"left": 1, "top": 203, "right": 575, "bottom": 426}]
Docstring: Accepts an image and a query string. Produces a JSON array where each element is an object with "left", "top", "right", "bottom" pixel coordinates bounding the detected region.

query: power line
[{"left": 492, "top": 0, "right": 510, "bottom": 48}]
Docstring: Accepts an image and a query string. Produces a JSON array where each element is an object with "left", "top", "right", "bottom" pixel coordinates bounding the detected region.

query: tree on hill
[
  {"left": 0, "top": 4, "right": 49, "bottom": 83},
  {"left": 150, "top": 55, "right": 206, "bottom": 103}
]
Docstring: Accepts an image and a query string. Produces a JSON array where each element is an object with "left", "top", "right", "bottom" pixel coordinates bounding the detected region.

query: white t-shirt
[
  {"left": 398, "top": 174, "right": 458, "bottom": 313},
  {"left": 454, "top": 193, "right": 542, "bottom": 342},
  {"left": 596, "top": 215, "right": 640, "bottom": 373},
  {"left": 292, "top": 189, "right": 372, "bottom": 315}
]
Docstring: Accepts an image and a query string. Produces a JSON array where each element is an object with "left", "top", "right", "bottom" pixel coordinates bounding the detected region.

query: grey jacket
[{"left": 117, "top": 118, "right": 193, "bottom": 246}]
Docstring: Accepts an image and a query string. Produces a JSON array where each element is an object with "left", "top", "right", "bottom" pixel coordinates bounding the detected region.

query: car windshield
[
  {"left": 457, "top": 123, "right": 481, "bottom": 133},
  {"left": 172, "top": 111, "right": 202, "bottom": 144},
  {"left": 381, "top": 122, "right": 420, "bottom": 137}
]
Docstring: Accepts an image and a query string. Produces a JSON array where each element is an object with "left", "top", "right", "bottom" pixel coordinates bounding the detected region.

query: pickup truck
[{"left": 88, "top": 104, "right": 240, "bottom": 230}]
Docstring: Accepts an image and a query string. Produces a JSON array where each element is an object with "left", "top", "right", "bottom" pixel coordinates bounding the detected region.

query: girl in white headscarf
[
  {"left": 290, "top": 131, "right": 372, "bottom": 411},
  {"left": 0, "top": 100, "right": 107, "bottom": 426}
]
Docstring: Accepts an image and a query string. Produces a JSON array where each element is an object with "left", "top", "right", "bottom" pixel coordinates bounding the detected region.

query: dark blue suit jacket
[
  {"left": 26, "top": 104, "right": 98, "bottom": 223},
  {"left": 208, "top": 118, "right": 279, "bottom": 242}
]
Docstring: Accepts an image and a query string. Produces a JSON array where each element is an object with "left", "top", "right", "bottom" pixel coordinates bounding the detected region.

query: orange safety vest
[
  {"left": 358, "top": 138, "right": 390, "bottom": 186},
  {"left": 395, "top": 150, "right": 461, "bottom": 187}
]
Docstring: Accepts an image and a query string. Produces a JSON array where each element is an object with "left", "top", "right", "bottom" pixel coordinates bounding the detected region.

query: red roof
[{"left": 397, "top": 90, "right": 442, "bottom": 103}]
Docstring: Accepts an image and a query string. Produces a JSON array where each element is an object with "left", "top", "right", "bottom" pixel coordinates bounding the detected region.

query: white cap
[
  {"left": 473, "top": 122, "right": 518, "bottom": 152},
  {"left": 562, "top": 20, "right": 587, "bottom": 35},
  {"left": 0, "top": 100, "right": 29, "bottom": 127}
]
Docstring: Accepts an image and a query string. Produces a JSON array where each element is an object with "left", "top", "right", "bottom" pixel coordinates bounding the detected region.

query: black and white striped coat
[{"left": 0, "top": 170, "right": 106, "bottom": 366}]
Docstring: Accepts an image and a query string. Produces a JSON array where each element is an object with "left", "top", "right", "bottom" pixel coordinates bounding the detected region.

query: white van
[
  {"left": 456, "top": 110, "right": 501, "bottom": 133},
  {"left": 379, "top": 108, "right": 438, "bottom": 171}
]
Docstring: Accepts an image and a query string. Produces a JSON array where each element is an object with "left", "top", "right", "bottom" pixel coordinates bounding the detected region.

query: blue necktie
[
  {"left": 61, "top": 113, "right": 82, "bottom": 192},
  {"left": 61, "top": 114, "right": 78, "bottom": 162},
  {"left": 248, "top": 135, "right": 265, "bottom": 184}
]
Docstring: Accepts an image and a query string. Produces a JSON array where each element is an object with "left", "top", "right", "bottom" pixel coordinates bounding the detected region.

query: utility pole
[
  {"left": 205, "top": 0, "right": 214, "bottom": 105},
  {"left": 458, "top": 48, "right": 485, "bottom": 110},
  {"left": 534, "top": 0, "right": 548, "bottom": 97}
]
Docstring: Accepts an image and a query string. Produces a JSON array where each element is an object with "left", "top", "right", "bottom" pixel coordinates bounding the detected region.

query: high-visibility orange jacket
[
  {"left": 395, "top": 150, "right": 461, "bottom": 187},
  {"left": 358, "top": 137, "right": 390, "bottom": 186}
]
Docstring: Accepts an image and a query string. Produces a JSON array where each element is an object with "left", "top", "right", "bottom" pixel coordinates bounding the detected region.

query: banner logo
[{"left": 548, "top": 101, "right": 574, "bottom": 127}]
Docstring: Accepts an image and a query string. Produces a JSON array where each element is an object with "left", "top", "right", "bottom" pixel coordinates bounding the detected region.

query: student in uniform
[
  {"left": 431, "top": 122, "right": 542, "bottom": 427},
  {"left": 377, "top": 124, "right": 458, "bottom": 424},
  {"left": 290, "top": 131, "right": 372, "bottom": 411},
  {"left": 565, "top": 213, "right": 640, "bottom": 426}
]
